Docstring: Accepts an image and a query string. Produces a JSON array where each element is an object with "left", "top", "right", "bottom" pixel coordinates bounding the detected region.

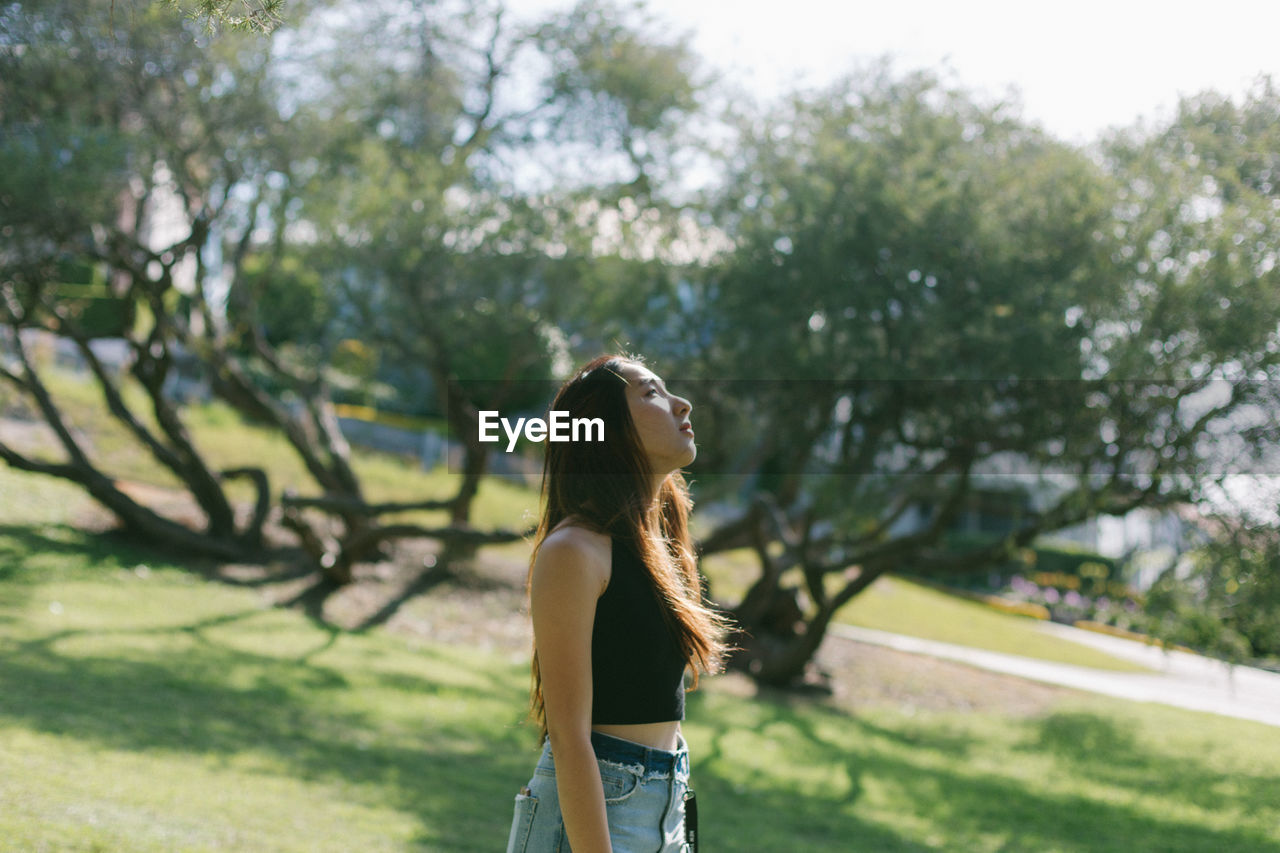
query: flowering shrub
[{"left": 999, "top": 574, "right": 1145, "bottom": 628}]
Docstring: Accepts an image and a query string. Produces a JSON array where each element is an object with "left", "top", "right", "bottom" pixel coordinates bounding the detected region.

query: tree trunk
[{"left": 729, "top": 562, "right": 886, "bottom": 687}]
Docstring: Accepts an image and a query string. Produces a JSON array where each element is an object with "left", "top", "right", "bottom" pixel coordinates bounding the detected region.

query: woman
[{"left": 506, "top": 354, "right": 730, "bottom": 853}]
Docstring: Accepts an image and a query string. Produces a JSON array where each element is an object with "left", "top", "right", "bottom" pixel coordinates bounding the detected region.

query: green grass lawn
[
  {"left": 836, "top": 575, "right": 1154, "bottom": 672},
  {"left": 2, "top": 467, "right": 1279, "bottom": 851}
]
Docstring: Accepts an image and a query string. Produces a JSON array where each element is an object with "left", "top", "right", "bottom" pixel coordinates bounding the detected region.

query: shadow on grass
[
  {"left": 1024, "top": 710, "right": 1278, "bottom": 820},
  {"left": 0, "top": 519, "right": 505, "bottom": 646},
  {"left": 0, "top": 615, "right": 533, "bottom": 851},
  {"left": 352, "top": 564, "right": 454, "bottom": 634},
  {"left": 0, "top": 524, "right": 116, "bottom": 625},
  {"left": 0, "top": 586, "right": 925, "bottom": 852},
  {"left": 0, "top": 523, "right": 141, "bottom": 571},
  {"left": 0, "top": 522, "right": 313, "bottom": 587},
  {"left": 684, "top": 689, "right": 1280, "bottom": 853}
]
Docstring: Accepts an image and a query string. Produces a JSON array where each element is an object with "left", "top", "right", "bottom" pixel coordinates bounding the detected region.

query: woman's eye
[{"left": 645, "top": 389, "right": 659, "bottom": 397}]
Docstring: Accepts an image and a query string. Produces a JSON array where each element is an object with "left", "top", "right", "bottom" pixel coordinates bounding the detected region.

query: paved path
[{"left": 830, "top": 621, "right": 1280, "bottom": 728}]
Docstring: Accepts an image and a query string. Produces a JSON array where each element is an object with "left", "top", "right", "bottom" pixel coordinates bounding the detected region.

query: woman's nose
[{"left": 674, "top": 395, "right": 692, "bottom": 417}]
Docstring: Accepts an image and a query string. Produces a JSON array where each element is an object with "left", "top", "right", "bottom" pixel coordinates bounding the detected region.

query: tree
[
  {"left": 684, "top": 67, "right": 1280, "bottom": 687},
  {"left": 1105, "top": 77, "right": 1280, "bottom": 665},
  {"left": 287, "top": 0, "right": 710, "bottom": 534},
  {"left": 1144, "top": 508, "right": 1280, "bottom": 664},
  {"left": 1, "top": 0, "right": 286, "bottom": 558},
  {"left": 0, "top": 0, "right": 530, "bottom": 583}
]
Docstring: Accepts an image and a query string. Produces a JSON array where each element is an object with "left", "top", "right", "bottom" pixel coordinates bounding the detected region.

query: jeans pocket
[
  {"left": 598, "top": 763, "right": 642, "bottom": 804},
  {"left": 505, "top": 791, "right": 538, "bottom": 853}
]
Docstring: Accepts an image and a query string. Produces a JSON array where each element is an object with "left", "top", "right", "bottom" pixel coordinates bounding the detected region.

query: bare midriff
[{"left": 592, "top": 721, "right": 682, "bottom": 753}]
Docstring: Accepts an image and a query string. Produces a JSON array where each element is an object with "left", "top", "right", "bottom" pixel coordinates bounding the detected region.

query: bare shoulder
[{"left": 534, "top": 521, "right": 611, "bottom": 597}]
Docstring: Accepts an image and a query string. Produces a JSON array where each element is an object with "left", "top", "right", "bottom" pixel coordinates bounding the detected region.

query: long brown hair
[{"left": 527, "top": 354, "right": 731, "bottom": 738}]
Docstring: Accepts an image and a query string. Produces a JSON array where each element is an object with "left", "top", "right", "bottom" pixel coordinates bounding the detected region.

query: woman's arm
[{"left": 530, "top": 533, "right": 612, "bottom": 853}]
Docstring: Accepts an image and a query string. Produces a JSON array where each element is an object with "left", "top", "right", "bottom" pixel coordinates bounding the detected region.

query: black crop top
[{"left": 590, "top": 534, "right": 687, "bottom": 724}]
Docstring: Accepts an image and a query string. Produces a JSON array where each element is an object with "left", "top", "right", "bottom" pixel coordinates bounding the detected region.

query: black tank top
[{"left": 590, "top": 534, "right": 687, "bottom": 724}]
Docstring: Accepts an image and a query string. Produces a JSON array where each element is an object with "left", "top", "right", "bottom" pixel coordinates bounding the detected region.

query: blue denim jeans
[{"left": 506, "top": 731, "right": 692, "bottom": 853}]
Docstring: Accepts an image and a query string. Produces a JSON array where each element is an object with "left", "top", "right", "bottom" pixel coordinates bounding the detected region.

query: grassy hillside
[{"left": 2, "top": 466, "right": 1278, "bottom": 851}]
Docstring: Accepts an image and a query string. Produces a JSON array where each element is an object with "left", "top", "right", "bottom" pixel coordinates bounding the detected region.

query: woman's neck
[{"left": 646, "top": 472, "right": 670, "bottom": 507}]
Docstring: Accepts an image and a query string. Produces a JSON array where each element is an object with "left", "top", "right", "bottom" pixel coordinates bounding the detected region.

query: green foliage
[
  {"left": 1144, "top": 517, "right": 1280, "bottom": 664},
  {"left": 535, "top": 0, "right": 701, "bottom": 147},
  {"left": 160, "top": 0, "right": 285, "bottom": 33},
  {"left": 1102, "top": 76, "right": 1280, "bottom": 376},
  {"left": 0, "top": 5, "right": 138, "bottom": 286},
  {"left": 685, "top": 64, "right": 1129, "bottom": 511},
  {"left": 1, "top": 0, "right": 288, "bottom": 324},
  {"left": 233, "top": 253, "right": 331, "bottom": 347},
  {"left": 935, "top": 530, "right": 1120, "bottom": 585},
  {"left": 707, "top": 67, "right": 1117, "bottom": 385},
  {"left": 45, "top": 261, "right": 136, "bottom": 338},
  {"left": 286, "top": 1, "right": 704, "bottom": 418},
  {"left": 0, "top": 120, "right": 132, "bottom": 250},
  {"left": 331, "top": 338, "right": 375, "bottom": 379}
]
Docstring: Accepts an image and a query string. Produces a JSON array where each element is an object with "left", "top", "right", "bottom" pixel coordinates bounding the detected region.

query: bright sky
[{"left": 509, "top": 0, "right": 1280, "bottom": 145}]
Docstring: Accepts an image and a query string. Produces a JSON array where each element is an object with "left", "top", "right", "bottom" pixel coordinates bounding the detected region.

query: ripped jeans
[{"left": 505, "top": 731, "right": 692, "bottom": 853}]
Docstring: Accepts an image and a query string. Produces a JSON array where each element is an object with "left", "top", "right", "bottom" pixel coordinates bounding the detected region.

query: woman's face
[{"left": 619, "top": 361, "right": 696, "bottom": 474}]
